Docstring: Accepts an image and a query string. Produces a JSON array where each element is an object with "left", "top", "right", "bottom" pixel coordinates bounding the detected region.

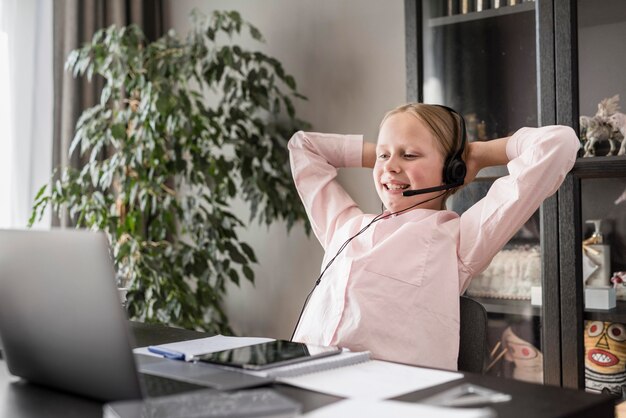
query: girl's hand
[
  {"left": 464, "top": 141, "right": 482, "bottom": 185},
  {"left": 463, "top": 138, "right": 510, "bottom": 185}
]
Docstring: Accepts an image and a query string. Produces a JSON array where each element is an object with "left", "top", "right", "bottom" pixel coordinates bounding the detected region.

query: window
[
  {"left": 0, "top": 1, "right": 14, "bottom": 227},
  {"left": 0, "top": 0, "right": 52, "bottom": 228}
]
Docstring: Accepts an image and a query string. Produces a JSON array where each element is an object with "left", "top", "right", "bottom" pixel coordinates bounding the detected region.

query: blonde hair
[
  {"left": 379, "top": 103, "right": 468, "bottom": 203},
  {"left": 380, "top": 103, "right": 467, "bottom": 161}
]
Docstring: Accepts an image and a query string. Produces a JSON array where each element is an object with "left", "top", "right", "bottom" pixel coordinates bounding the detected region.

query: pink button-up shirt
[{"left": 288, "top": 126, "right": 579, "bottom": 370}]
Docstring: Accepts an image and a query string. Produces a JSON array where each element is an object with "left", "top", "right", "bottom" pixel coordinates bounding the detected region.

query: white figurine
[
  {"left": 608, "top": 111, "right": 626, "bottom": 156},
  {"left": 582, "top": 95, "right": 624, "bottom": 157}
]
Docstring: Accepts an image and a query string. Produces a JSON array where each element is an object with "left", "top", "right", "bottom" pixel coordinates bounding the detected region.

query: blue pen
[{"left": 148, "top": 346, "right": 186, "bottom": 361}]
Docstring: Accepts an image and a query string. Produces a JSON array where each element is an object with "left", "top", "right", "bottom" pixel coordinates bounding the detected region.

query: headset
[
  {"left": 290, "top": 104, "right": 468, "bottom": 340},
  {"left": 402, "top": 104, "right": 467, "bottom": 197}
]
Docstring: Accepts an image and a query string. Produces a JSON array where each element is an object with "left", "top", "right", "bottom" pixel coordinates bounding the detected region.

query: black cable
[{"left": 289, "top": 191, "right": 447, "bottom": 341}]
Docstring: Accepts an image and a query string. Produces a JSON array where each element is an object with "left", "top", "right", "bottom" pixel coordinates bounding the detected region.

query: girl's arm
[
  {"left": 464, "top": 137, "right": 510, "bottom": 184},
  {"left": 362, "top": 141, "right": 377, "bottom": 168},
  {"left": 289, "top": 132, "right": 364, "bottom": 250},
  {"left": 456, "top": 126, "right": 580, "bottom": 291}
]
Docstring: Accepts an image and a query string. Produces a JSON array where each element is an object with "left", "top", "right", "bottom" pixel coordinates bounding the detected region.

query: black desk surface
[{"left": 0, "top": 322, "right": 616, "bottom": 418}]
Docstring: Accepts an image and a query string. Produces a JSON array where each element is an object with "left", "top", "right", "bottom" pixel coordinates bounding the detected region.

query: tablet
[{"left": 195, "top": 340, "right": 341, "bottom": 370}]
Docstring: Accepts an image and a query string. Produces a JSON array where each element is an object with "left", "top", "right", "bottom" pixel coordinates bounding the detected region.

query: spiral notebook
[
  {"left": 238, "top": 351, "right": 463, "bottom": 400},
  {"left": 273, "top": 359, "right": 463, "bottom": 399}
]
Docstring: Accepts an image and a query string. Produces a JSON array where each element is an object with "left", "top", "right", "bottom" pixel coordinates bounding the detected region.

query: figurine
[
  {"left": 608, "top": 111, "right": 626, "bottom": 155},
  {"left": 584, "top": 320, "right": 626, "bottom": 395},
  {"left": 581, "top": 95, "right": 624, "bottom": 157},
  {"left": 581, "top": 116, "right": 613, "bottom": 157},
  {"left": 611, "top": 272, "right": 626, "bottom": 288},
  {"left": 501, "top": 325, "right": 543, "bottom": 383}
]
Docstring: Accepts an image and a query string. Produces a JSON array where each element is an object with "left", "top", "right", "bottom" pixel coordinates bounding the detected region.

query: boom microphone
[{"left": 402, "top": 182, "right": 463, "bottom": 197}]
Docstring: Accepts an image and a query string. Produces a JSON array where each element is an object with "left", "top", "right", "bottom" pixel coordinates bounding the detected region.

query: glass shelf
[
  {"left": 585, "top": 301, "right": 626, "bottom": 323},
  {"left": 428, "top": 2, "right": 535, "bottom": 27},
  {"left": 571, "top": 156, "right": 626, "bottom": 179},
  {"left": 473, "top": 296, "right": 541, "bottom": 317}
]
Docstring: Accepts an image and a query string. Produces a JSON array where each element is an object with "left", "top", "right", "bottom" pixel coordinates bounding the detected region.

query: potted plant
[{"left": 30, "top": 10, "right": 309, "bottom": 334}]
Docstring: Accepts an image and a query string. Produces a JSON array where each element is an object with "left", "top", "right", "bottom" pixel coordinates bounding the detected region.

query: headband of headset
[{"left": 434, "top": 104, "right": 467, "bottom": 186}]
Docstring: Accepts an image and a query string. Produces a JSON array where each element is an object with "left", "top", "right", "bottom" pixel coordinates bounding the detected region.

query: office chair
[{"left": 458, "top": 295, "right": 488, "bottom": 374}]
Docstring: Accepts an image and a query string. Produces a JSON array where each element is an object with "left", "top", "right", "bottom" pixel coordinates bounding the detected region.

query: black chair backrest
[{"left": 458, "top": 295, "right": 488, "bottom": 374}]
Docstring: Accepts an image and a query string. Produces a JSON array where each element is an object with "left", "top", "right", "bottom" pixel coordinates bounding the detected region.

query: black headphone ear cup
[{"left": 444, "top": 157, "right": 467, "bottom": 185}]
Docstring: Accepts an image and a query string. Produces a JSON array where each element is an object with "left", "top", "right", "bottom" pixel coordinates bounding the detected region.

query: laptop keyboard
[
  {"left": 140, "top": 373, "right": 206, "bottom": 397},
  {"left": 131, "top": 388, "right": 301, "bottom": 418}
]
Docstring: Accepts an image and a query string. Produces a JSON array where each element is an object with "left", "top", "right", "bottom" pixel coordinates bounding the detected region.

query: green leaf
[
  {"left": 248, "top": 25, "right": 264, "bottom": 42},
  {"left": 33, "top": 184, "right": 48, "bottom": 202},
  {"left": 228, "top": 269, "right": 240, "bottom": 286},
  {"left": 224, "top": 242, "right": 247, "bottom": 264},
  {"left": 284, "top": 75, "right": 296, "bottom": 90},
  {"left": 239, "top": 242, "right": 257, "bottom": 263},
  {"left": 111, "top": 123, "right": 126, "bottom": 140},
  {"left": 242, "top": 264, "right": 254, "bottom": 283}
]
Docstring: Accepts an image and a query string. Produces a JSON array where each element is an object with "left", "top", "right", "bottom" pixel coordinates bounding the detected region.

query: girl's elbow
[
  {"left": 288, "top": 130, "right": 306, "bottom": 151},
  {"left": 548, "top": 125, "right": 581, "bottom": 160}
]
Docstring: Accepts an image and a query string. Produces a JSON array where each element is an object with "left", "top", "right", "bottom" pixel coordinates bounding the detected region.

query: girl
[{"left": 288, "top": 103, "right": 579, "bottom": 370}]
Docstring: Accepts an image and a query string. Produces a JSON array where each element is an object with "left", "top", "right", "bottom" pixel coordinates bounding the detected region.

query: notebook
[{"left": 274, "top": 359, "right": 464, "bottom": 399}]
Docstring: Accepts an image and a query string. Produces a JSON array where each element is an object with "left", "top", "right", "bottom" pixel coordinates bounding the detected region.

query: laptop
[{"left": 0, "top": 229, "right": 270, "bottom": 402}]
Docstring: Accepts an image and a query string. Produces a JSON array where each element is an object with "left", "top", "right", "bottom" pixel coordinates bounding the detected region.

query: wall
[
  {"left": 577, "top": 0, "right": 626, "bottom": 116},
  {"left": 165, "top": 0, "right": 406, "bottom": 338}
]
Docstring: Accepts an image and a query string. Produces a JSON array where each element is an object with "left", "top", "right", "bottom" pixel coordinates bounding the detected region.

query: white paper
[
  {"left": 133, "top": 335, "right": 275, "bottom": 361},
  {"left": 303, "top": 399, "right": 494, "bottom": 418},
  {"left": 279, "top": 360, "right": 463, "bottom": 400}
]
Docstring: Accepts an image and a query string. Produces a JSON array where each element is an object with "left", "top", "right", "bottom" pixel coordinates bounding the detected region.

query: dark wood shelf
[
  {"left": 428, "top": 2, "right": 535, "bottom": 27},
  {"left": 408, "top": 0, "right": 625, "bottom": 389},
  {"left": 584, "top": 300, "right": 626, "bottom": 323},
  {"left": 471, "top": 296, "right": 541, "bottom": 317},
  {"left": 571, "top": 155, "right": 626, "bottom": 179}
]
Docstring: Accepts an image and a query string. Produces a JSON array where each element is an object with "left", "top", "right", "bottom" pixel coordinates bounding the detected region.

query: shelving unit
[
  {"left": 561, "top": 156, "right": 626, "bottom": 389},
  {"left": 406, "top": 0, "right": 559, "bottom": 386},
  {"left": 406, "top": 0, "right": 626, "bottom": 390}
]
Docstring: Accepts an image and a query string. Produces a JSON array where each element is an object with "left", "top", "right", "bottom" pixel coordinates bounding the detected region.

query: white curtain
[{"left": 0, "top": 0, "right": 52, "bottom": 228}]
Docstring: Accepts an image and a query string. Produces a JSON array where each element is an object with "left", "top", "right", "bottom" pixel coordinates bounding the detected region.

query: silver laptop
[
  {"left": 0, "top": 229, "right": 270, "bottom": 402},
  {"left": 0, "top": 229, "right": 142, "bottom": 401}
]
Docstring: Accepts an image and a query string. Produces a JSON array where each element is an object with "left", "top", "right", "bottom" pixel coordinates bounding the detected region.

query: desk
[{"left": 0, "top": 322, "right": 615, "bottom": 417}]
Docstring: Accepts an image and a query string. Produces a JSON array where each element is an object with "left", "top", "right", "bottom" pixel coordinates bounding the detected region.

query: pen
[{"left": 148, "top": 346, "right": 186, "bottom": 361}]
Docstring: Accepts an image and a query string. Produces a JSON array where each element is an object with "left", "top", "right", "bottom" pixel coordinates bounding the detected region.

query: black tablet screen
[{"left": 196, "top": 340, "right": 341, "bottom": 370}]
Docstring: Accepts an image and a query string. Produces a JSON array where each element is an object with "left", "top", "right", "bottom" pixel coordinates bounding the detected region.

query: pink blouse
[{"left": 288, "top": 126, "right": 579, "bottom": 370}]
